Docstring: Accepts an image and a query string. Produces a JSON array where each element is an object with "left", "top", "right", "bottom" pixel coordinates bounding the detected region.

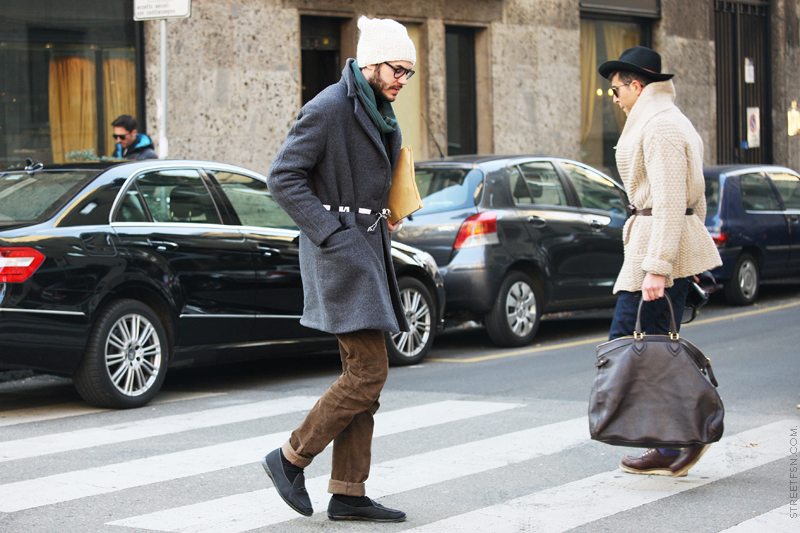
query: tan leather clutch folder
[{"left": 387, "top": 145, "right": 423, "bottom": 224}]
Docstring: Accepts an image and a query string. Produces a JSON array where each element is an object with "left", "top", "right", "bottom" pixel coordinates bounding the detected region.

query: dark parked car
[
  {"left": 393, "top": 155, "right": 628, "bottom": 347},
  {"left": 0, "top": 160, "right": 445, "bottom": 408},
  {"left": 704, "top": 165, "right": 800, "bottom": 305}
]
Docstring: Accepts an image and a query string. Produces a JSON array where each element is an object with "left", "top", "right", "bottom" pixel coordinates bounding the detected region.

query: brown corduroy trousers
[{"left": 281, "top": 329, "right": 388, "bottom": 496}]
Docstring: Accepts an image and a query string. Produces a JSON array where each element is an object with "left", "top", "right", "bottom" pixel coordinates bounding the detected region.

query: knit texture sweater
[{"left": 613, "top": 80, "right": 721, "bottom": 293}]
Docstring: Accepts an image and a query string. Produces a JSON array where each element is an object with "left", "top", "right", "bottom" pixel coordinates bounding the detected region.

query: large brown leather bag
[{"left": 588, "top": 294, "right": 724, "bottom": 448}]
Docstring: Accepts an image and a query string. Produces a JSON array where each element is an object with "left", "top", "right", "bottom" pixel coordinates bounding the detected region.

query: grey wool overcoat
[{"left": 267, "top": 59, "right": 409, "bottom": 335}]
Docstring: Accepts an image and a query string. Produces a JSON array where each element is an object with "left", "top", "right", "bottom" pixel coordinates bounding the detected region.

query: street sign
[
  {"left": 134, "top": 0, "right": 191, "bottom": 21},
  {"left": 746, "top": 107, "right": 760, "bottom": 149}
]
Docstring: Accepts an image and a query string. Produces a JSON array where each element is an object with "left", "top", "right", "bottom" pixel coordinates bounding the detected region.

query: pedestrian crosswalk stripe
[
  {"left": 108, "top": 417, "right": 589, "bottom": 532},
  {"left": 0, "top": 396, "right": 319, "bottom": 462},
  {"left": 0, "top": 391, "right": 225, "bottom": 427},
  {"left": 717, "top": 505, "right": 795, "bottom": 532},
  {"left": 402, "top": 420, "right": 792, "bottom": 532},
  {"left": 0, "top": 400, "right": 520, "bottom": 512}
]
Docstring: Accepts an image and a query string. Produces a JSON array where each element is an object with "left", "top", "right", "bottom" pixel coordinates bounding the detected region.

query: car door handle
[
  {"left": 587, "top": 220, "right": 605, "bottom": 231},
  {"left": 527, "top": 216, "right": 547, "bottom": 228},
  {"left": 148, "top": 239, "right": 178, "bottom": 250},
  {"left": 257, "top": 245, "right": 281, "bottom": 257}
]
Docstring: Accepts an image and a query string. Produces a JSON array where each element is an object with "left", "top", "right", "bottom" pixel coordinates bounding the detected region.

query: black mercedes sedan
[
  {"left": 393, "top": 155, "right": 628, "bottom": 347},
  {"left": 0, "top": 160, "right": 445, "bottom": 408}
]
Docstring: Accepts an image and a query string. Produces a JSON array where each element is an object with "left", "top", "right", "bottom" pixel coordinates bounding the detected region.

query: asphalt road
[{"left": 1, "top": 282, "right": 798, "bottom": 532}]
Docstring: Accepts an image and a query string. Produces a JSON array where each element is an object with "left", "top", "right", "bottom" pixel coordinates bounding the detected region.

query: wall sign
[
  {"left": 134, "top": 0, "right": 191, "bottom": 21},
  {"left": 746, "top": 107, "right": 760, "bottom": 149},
  {"left": 744, "top": 58, "right": 755, "bottom": 84}
]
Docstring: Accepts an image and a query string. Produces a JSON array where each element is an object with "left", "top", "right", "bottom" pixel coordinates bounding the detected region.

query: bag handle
[
  {"left": 633, "top": 292, "right": 719, "bottom": 387},
  {"left": 634, "top": 292, "right": 678, "bottom": 339}
]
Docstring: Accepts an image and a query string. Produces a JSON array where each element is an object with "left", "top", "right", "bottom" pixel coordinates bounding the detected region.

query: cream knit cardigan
[{"left": 613, "top": 80, "right": 721, "bottom": 293}]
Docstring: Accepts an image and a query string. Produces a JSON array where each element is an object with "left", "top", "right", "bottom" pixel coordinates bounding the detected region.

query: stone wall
[
  {"left": 141, "top": 0, "right": 800, "bottom": 173},
  {"left": 654, "top": 0, "right": 716, "bottom": 165}
]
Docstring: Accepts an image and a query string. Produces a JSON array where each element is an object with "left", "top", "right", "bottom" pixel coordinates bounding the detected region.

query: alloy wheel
[{"left": 104, "top": 313, "right": 163, "bottom": 397}]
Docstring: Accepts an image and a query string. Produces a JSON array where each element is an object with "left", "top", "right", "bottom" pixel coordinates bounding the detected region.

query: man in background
[{"left": 111, "top": 115, "right": 157, "bottom": 160}]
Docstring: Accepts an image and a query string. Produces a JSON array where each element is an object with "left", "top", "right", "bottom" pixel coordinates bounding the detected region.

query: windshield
[
  {"left": 0, "top": 170, "right": 99, "bottom": 225},
  {"left": 413, "top": 168, "right": 482, "bottom": 215}
]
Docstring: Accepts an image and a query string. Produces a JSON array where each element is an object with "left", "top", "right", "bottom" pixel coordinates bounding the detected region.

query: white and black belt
[{"left": 323, "top": 205, "right": 391, "bottom": 232}]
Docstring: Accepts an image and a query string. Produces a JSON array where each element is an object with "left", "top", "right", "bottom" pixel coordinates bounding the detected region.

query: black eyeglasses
[
  {"left": 383, "top": 62, "right": 415, "bottom": 80},
  {"left": 112, "top": 133, "right": 128, "bottom": 140},
  {"left": 610, "top": 81, "right": 632, "bottom": 98}
]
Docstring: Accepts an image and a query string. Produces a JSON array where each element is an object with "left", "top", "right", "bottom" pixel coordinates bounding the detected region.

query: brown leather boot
[
  {"left": 620, "top": 448, "right": 678, "bottom": 476},
  {"left": 669, "top": 444, "right": 711, "bottom": 477}
]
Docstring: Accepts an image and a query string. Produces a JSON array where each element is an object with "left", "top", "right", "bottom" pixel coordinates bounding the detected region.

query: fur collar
[{"left": 620, "top": 80, "right": 677, "bottom": 136}]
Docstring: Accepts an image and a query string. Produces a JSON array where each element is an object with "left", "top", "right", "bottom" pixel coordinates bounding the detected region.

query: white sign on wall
[
  {"left": 134, "top": 0, "right": 191, "bottom": 21},
  {"left": 746, "top": 107, "right": 760, "bottom": 149},
  {"left": 744, "top": 58, "right": 755, "bottom": 84}
]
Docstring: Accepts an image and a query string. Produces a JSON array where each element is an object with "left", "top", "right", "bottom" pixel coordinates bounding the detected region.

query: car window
[
  {"left": 768, "top": 171, "right": 800, "bottom": 209},
  {"left": 513, "top": 161, "right": 567, "bottom": 206},
  {"left": 115, "top": 186, "right": 150, "bottom": 222},
  {"left": 704, "top": 176, "right": 721, "bottom": 216},
  {"left": 209, "top": 171, "right": 297, "bottom": 229},
  {"left": 59, "top": 178, "right": 127, "bottom": 226},
  {"left": 133, "top": 169, "right": 222, "bottom": 224},
  {"left": 739, "top": 173, "right": 781, "bottom": 211},
  {"left": 0, "top": 170, "right": 99, "bottom": 225},
  {"left": 562, "top": 162, "right": 627, "bottom": 215},
  {"left": 413, "top": 168, "right": 479, "bottom": 215}
]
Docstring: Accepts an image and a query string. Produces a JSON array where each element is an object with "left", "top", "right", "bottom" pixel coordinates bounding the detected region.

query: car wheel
[
  {"left": 485, "top": 271, "right": 541, "bottom": 347},
  {"left": 724, "top": 253, "right": 760, "bottom": 306},
  {"left": 386, "top": 277, "right": 435, "bottom": 366},
  {"left": 73, "top": 299, "right": 168, "bottom": 408}
]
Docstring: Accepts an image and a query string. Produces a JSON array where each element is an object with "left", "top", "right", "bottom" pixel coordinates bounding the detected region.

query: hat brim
[{"left": 598, "top": 60, "right": 674, "bottom": 81}]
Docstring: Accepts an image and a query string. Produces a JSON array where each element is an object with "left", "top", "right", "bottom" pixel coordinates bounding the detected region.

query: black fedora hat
[{"left": 598, "top": 46, "right": 674, "bottom": 81}]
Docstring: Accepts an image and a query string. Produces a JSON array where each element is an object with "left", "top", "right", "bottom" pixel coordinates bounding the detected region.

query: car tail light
[
  {"left": 0, "top": 248, "right": 46, "bottom": 283},
  {"left": 710, "top": 231, "right": 729, "bottom": 249},
  {"left": 454, "top": 212, "right": 500, "bottom": 250}
]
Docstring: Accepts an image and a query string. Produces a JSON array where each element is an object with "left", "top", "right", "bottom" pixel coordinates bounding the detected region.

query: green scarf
[{"left": 351, "top": 62, "right": 398, "bottom": 149}]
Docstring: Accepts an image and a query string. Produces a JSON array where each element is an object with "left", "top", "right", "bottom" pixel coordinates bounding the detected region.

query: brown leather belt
[
  {"left": 628, "top": 205, "right": 694, "bottom": 216},
  {"left": 625, "top": 206, "right": 695, "bottom": 244}
]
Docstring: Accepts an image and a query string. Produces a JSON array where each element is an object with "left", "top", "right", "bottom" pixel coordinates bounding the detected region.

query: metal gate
[{"left": 715, "top": 0, "right": 771, "bottom": 164}]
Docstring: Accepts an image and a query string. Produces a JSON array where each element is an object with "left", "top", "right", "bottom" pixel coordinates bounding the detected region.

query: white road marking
[
  {"left": 108, "top": 417, "right": 588, "bottom": 532},
  {"left": 0, "top": 400, "right": 520, "bottom": 512},
  {"left": 403, "top": 420, "right": 793, "bottom": 532},
  {"left": 718, "top": 505, "right": 797, "bottom": 532},
  {"left": 0, "top": 391, "right": 225, "bottom": 427},
  {"left": 0, "top": 396, "right": 319, "bottom": 462}
]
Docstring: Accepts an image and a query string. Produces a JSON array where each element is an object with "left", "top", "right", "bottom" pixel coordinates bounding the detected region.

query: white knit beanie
[{"left": 356, "top": 16, "right": 416, "bottom": 68}]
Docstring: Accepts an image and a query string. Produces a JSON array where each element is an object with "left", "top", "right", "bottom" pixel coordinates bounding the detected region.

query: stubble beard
[{"left": 367, "top": 74, "right": 400, "bottom": 103}]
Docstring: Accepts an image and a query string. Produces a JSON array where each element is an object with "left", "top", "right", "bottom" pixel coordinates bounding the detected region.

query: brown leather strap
[
  {"left": 628, "top": 205, "right": 694, "bottom": 216},
  {"left": 624, "top": 207, "right": 695, "bottom": 244}
]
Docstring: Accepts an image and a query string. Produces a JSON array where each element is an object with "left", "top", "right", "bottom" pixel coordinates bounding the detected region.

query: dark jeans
[
  {"left": 608, "top": 278, "right": 691, "bottom": 341},
  {"left": 608, "top": 278, "right": 691, "bottom": 456}
]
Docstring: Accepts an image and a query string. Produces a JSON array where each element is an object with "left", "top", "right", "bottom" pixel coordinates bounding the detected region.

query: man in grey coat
[{"left": 262, "top": 16, "right": 414, "bottom": 522}]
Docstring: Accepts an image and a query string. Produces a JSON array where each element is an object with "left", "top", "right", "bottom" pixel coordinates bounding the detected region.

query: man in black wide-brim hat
[{"left": 598, "top": 46, "right": 722, "bottom": 478}]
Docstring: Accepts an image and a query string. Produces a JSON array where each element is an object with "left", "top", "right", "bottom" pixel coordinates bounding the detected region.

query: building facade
[{"left": 2, "top": 0, "right": 799, "bottom": 179}]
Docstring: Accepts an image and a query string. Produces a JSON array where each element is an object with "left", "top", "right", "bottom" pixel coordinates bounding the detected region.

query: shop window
[
  {"left": 0, "top": 0, "right": 140, "bottom": 166},
  {"left": 579, "top": 19, "right": 645, "bottom": 179}
]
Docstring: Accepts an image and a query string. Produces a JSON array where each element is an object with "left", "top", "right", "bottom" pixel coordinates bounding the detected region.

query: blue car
[{"left": 704, "top": 165, "right": 800, "bottom": 305}]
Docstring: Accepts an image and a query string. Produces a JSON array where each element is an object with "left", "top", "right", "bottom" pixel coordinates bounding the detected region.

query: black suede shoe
[
  {"left": 261, "top": 449, "right": 313, "bottom": 517},
  {"left": 327, "top": 496, "right": 406, "bottom": 522}
]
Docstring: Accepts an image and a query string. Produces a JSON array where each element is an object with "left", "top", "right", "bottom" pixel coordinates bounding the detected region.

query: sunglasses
[
  {"left": 383, "top": 62, "right": 415, "bottom": 80},
  {"left": 610, "top": 81, "right": 632, "bottom": 98},
  {"left": 112, "top": 133, "right": 129, "bottom": 140}
]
